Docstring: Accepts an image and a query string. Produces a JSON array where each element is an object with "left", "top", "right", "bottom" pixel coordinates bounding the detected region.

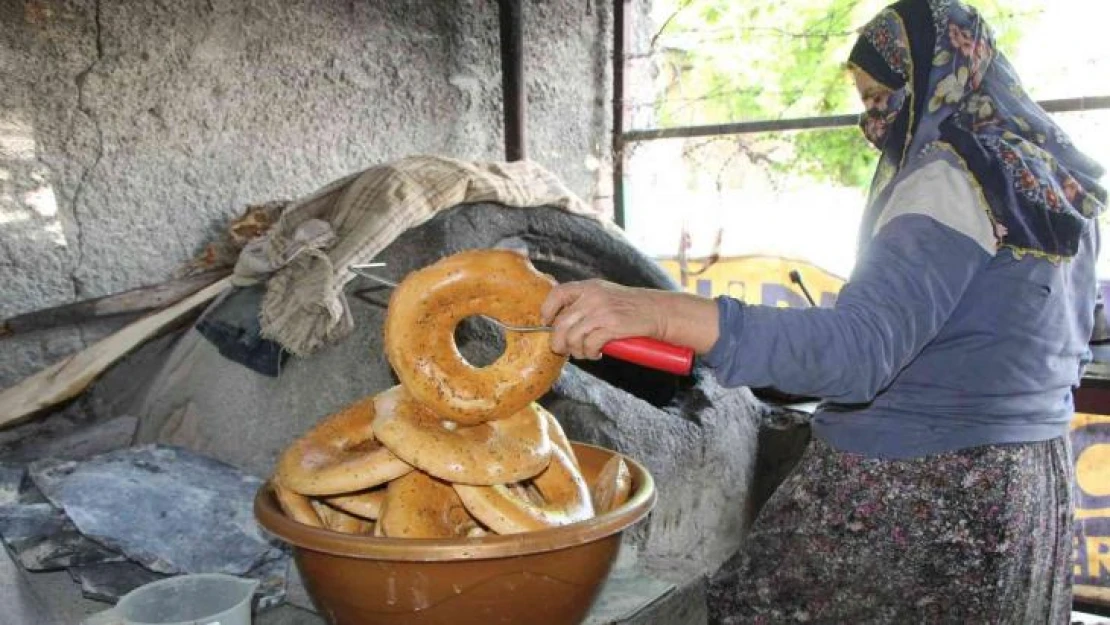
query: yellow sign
[
  {"left": 1073, "top": 412, "right": 1110, "bottom": 606},
  {"left": 656, "top": 255, "right": 847, "bottom": 308}
]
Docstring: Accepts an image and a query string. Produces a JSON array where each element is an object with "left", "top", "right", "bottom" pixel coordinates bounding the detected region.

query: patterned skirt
[{"left": 707, "top": 436, "right": 1074, "bottom": 624}]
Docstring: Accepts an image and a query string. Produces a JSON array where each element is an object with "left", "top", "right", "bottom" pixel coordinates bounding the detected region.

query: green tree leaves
[{"left": 647, "top": 0, "right": 1039, "bottom": 189}]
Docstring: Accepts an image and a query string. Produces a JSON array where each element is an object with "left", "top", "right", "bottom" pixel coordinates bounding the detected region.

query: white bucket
[{"left": 81, "top": 573, "right": 259, "bottom": 625}]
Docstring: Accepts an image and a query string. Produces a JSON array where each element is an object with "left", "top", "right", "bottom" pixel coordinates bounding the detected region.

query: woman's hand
[
  {"left": 540, "top": 280, "right": 721, "bottom": 360},
  {"left": 540, "top": 280, "right": 665, "bottom": 360}
]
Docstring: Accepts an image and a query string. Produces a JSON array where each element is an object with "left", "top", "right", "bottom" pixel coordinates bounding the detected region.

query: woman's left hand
[{"left": 540, "top": 279, "right": 664, "bottom": 360}]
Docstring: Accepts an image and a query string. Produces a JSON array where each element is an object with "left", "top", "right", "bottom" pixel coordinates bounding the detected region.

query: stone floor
[
  {"left": 9, "top": 533, "right": 1110, "bottom": 624},
  {"left": 4, "top": 543, "right": 701, "bottom": 625}
]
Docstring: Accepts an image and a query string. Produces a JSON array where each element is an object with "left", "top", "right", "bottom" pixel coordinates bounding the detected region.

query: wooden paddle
[
  {"left": 0, "top": 270, "right": 229, "bottom": 340},
  {"left": 0, "top": 277, "right": 232, "bottom": 430}
]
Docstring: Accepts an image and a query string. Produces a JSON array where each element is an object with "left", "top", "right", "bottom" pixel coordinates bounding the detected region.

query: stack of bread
[{"left": 270, "top": 250, "right": 632, "bottom": 537}]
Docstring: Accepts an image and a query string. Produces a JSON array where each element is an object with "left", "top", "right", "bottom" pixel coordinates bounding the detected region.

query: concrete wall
[{"left": 0, "top": 0, "right": 615, "bottom": 389}]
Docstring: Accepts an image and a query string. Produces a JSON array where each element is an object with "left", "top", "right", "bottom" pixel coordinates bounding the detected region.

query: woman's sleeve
[{"left": 701, "top": 160, "right": 997, "bottom": 404}]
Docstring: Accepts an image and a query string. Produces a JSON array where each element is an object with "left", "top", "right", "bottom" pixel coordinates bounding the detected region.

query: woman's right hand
[
  {"left": 541, "top": 280, "right": 722, "bottom": 359},
  {"left": 540, "top": 279, "right": 665, "bottom": 360}
]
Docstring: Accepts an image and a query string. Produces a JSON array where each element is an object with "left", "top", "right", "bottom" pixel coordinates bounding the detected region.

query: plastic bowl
[{"left": 254, "top": 442, "right": 656, "bottom": 625}]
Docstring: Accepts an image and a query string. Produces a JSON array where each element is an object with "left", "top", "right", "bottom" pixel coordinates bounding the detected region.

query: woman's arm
[
  {"left": 541, "top": 161, "right": 996, "bottom": 404},
  {"left": 702, "top": 213, "right": 990, "bottom": 403}
]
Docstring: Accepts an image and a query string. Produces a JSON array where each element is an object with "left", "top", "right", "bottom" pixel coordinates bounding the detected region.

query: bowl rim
[{"left": 254, "top": 442, "right": 656, "bottom": 561}]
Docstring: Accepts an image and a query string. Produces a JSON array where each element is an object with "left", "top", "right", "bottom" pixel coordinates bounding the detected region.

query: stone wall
[{"left": 0, "top": 0, "right": 616, "bottom": 389}]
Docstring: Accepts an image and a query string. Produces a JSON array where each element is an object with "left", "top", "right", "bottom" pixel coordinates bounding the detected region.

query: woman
[{"left": 541, "top": 0, "right": 1107, "bottom": 622}]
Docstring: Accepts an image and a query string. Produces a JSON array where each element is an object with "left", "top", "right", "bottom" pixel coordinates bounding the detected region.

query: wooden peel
[
  {"left": 0, "top": 270, "right": 229, "bottom": 340},
  {"left": 0, "top": 277, "right": 232, "bottom": 430}
]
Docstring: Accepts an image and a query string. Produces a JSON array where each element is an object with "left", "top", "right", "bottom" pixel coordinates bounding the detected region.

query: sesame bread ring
[
  {"left": 542, "top": 409, "right": 580, "bottom": 471},
  {"left": 591, "top": 455, "right": 633, "bottom": 514},
  {"left": 383, "top": 249, "right": 568, "bottom": 425},
  {"left": 310, "top": 500, "right": 374, "bottom": 534},
  {"left": 371, "top": 385, "right": 552, "bottom": 486},
  {"left": 453, "top": 446, "right": 594, "bottom": 534},
  {"left": 276, "top": 395, "right": 413, "bottom": 495},
  {"left": 273, "top": 481, "right": 324, "bottom": 528},
  {"left": 322, "top": 488, "right": 386, "bottom": 520},
  {"left": 377, "top": 470, "right": 485, "bottom": 539}
]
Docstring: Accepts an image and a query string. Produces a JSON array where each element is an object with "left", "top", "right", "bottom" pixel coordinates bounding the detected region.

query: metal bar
[
  {"left": 0, "top": 269, "right": 228, "bottom": 339},
  {"left": 625, "top": 114, "right": 859, "bottom": 142},
  {"left": 622, "top": 95, "right": 1110, "bottom": 143},
  {"left": 1040, "top": 95, "right": 1110, "bottom": 113},
  {"left": 788, "top": 270, "right": 817, "bottom": 307},
  {"left": 498, "top": 0, "right": 526, "bottom": 161},
  {"left": 612, "top": 0, "right": 632, "bottom": 228},
  {"left": 349, "top": 264, "right": 395, "bottom": 288}
]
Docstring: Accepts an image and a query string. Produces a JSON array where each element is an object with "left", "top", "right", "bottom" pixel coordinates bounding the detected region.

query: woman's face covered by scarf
[
  {"left": 853, "top": 68, "right": 908, "bottom": 149},
  {"left": 847, "top": 0, "right": 1104, "bottom": 259}
]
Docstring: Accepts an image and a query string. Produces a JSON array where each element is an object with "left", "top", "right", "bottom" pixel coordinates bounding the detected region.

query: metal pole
[
  {"left": 498, "top": 0, "right": 526, "bottom": 161},
  {"left": 622, "top": 95, "right": 1110, "bottom": 143},
  {"left": 612, "top": 0, "right": 632, "bottom": 227},
  {"left": 624, "top": 114, "right": 860, "bottom": 142}
]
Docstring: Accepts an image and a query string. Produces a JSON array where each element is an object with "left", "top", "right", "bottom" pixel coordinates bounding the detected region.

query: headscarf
[{"left": 848, "top": 0, "right": 1106, "bottom": 261}]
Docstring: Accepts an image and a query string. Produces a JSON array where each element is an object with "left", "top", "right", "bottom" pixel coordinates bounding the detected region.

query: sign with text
[
  {"left": 1073, "top": 413, "right": 1110, "bottom": 606},
  {"left": 655, "top": 255, "right": 846, "bottom": 309}
]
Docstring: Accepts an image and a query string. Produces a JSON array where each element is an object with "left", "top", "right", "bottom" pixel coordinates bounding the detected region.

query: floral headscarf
[{"left": 848, "top": 0, "right": 1106, "bottom": 260}]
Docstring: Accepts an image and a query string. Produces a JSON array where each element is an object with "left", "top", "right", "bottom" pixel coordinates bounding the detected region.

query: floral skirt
[{"left": 707, "top": 436, "right": 1073, "bottom": 624}]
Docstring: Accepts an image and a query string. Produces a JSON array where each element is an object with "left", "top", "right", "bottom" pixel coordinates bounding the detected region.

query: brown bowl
[{"left": 254, "top": 442, "right": 656, "bottom": 625}]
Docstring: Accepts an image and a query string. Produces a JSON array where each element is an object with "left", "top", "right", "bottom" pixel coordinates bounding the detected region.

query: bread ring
[
  {"left": 273, "top": 481, "right": 324, "bottom": 528},
  {"left": 310, "top": 500, "right": 374, "bottom": 534},
  {"left": 542, "top": 409, "right": 580, "bottom": 471},
  {"left": 322, "top": 488, "right": 386, "bottom": 520},
  {"left": 591, "top": 456, "right": 633, "bottom": 514},
  {"left": 276, "top": 395, "right": 413, "bottom": 495},
  {"left": 377, "top": 470, "right": 485, "bottom": 539},
  {"left": 454, "top": 446, "right": 594, "bottom": 534},
  {"left": 371, "top": 385, "right": 552, "bottom": 486},
  {"left": 384, "top": 249, "right": 568, "bottom": 425}
]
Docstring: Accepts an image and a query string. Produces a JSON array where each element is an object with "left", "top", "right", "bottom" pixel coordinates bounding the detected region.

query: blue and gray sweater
[{"left": 703, "top": 160, "right": 1099, "bottom": 459}]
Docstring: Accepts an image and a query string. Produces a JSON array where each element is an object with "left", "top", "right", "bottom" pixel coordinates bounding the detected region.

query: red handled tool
[{"left": 350, "top": 264, "right": 695, "bottom": 376}]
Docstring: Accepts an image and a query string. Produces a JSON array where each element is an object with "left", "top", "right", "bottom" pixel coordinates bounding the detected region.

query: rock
[
  {"left": 23, "top": 463, "right": 71, "bottom": 505},
  {"left": 0, "top": 464, "right": 24, "bottom": 505},
  {"left": 283, "top": 562, "right": 316, "bottom": 613},
  {"left": 618, "top": 576, "right": 708, "bottom": 625},
  {"left": 0, "top": 416, "right": 138, "bottom": 465},
  {"left": 0, "top": 503, "right": 124, "bottom": 571},
  {"left": 68, "top": 561, "right": 165, "bottom": 603},
  {"left": 29, "top": 445, "right": 279, "bottom": 575},
  {"left": 0, "top": 536, "right": 67, "bottom": 625},
  {"left": 0, "top": 464, "right": 46, "bottom": 505},
  {"left": 248, "top": 555, "right": 292, "bottom": 613},
  {"left": 750, "top": 405, "right": 812, "bottom": 520},
  {"left": 15, "top": 482, "right": 48, "bottom": 506},
  {"left": 0, "top": 408, "right": 92, "bottom": 458},
  {"left": 584, "top": 562, "right": 675, "bottom": 624}
]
